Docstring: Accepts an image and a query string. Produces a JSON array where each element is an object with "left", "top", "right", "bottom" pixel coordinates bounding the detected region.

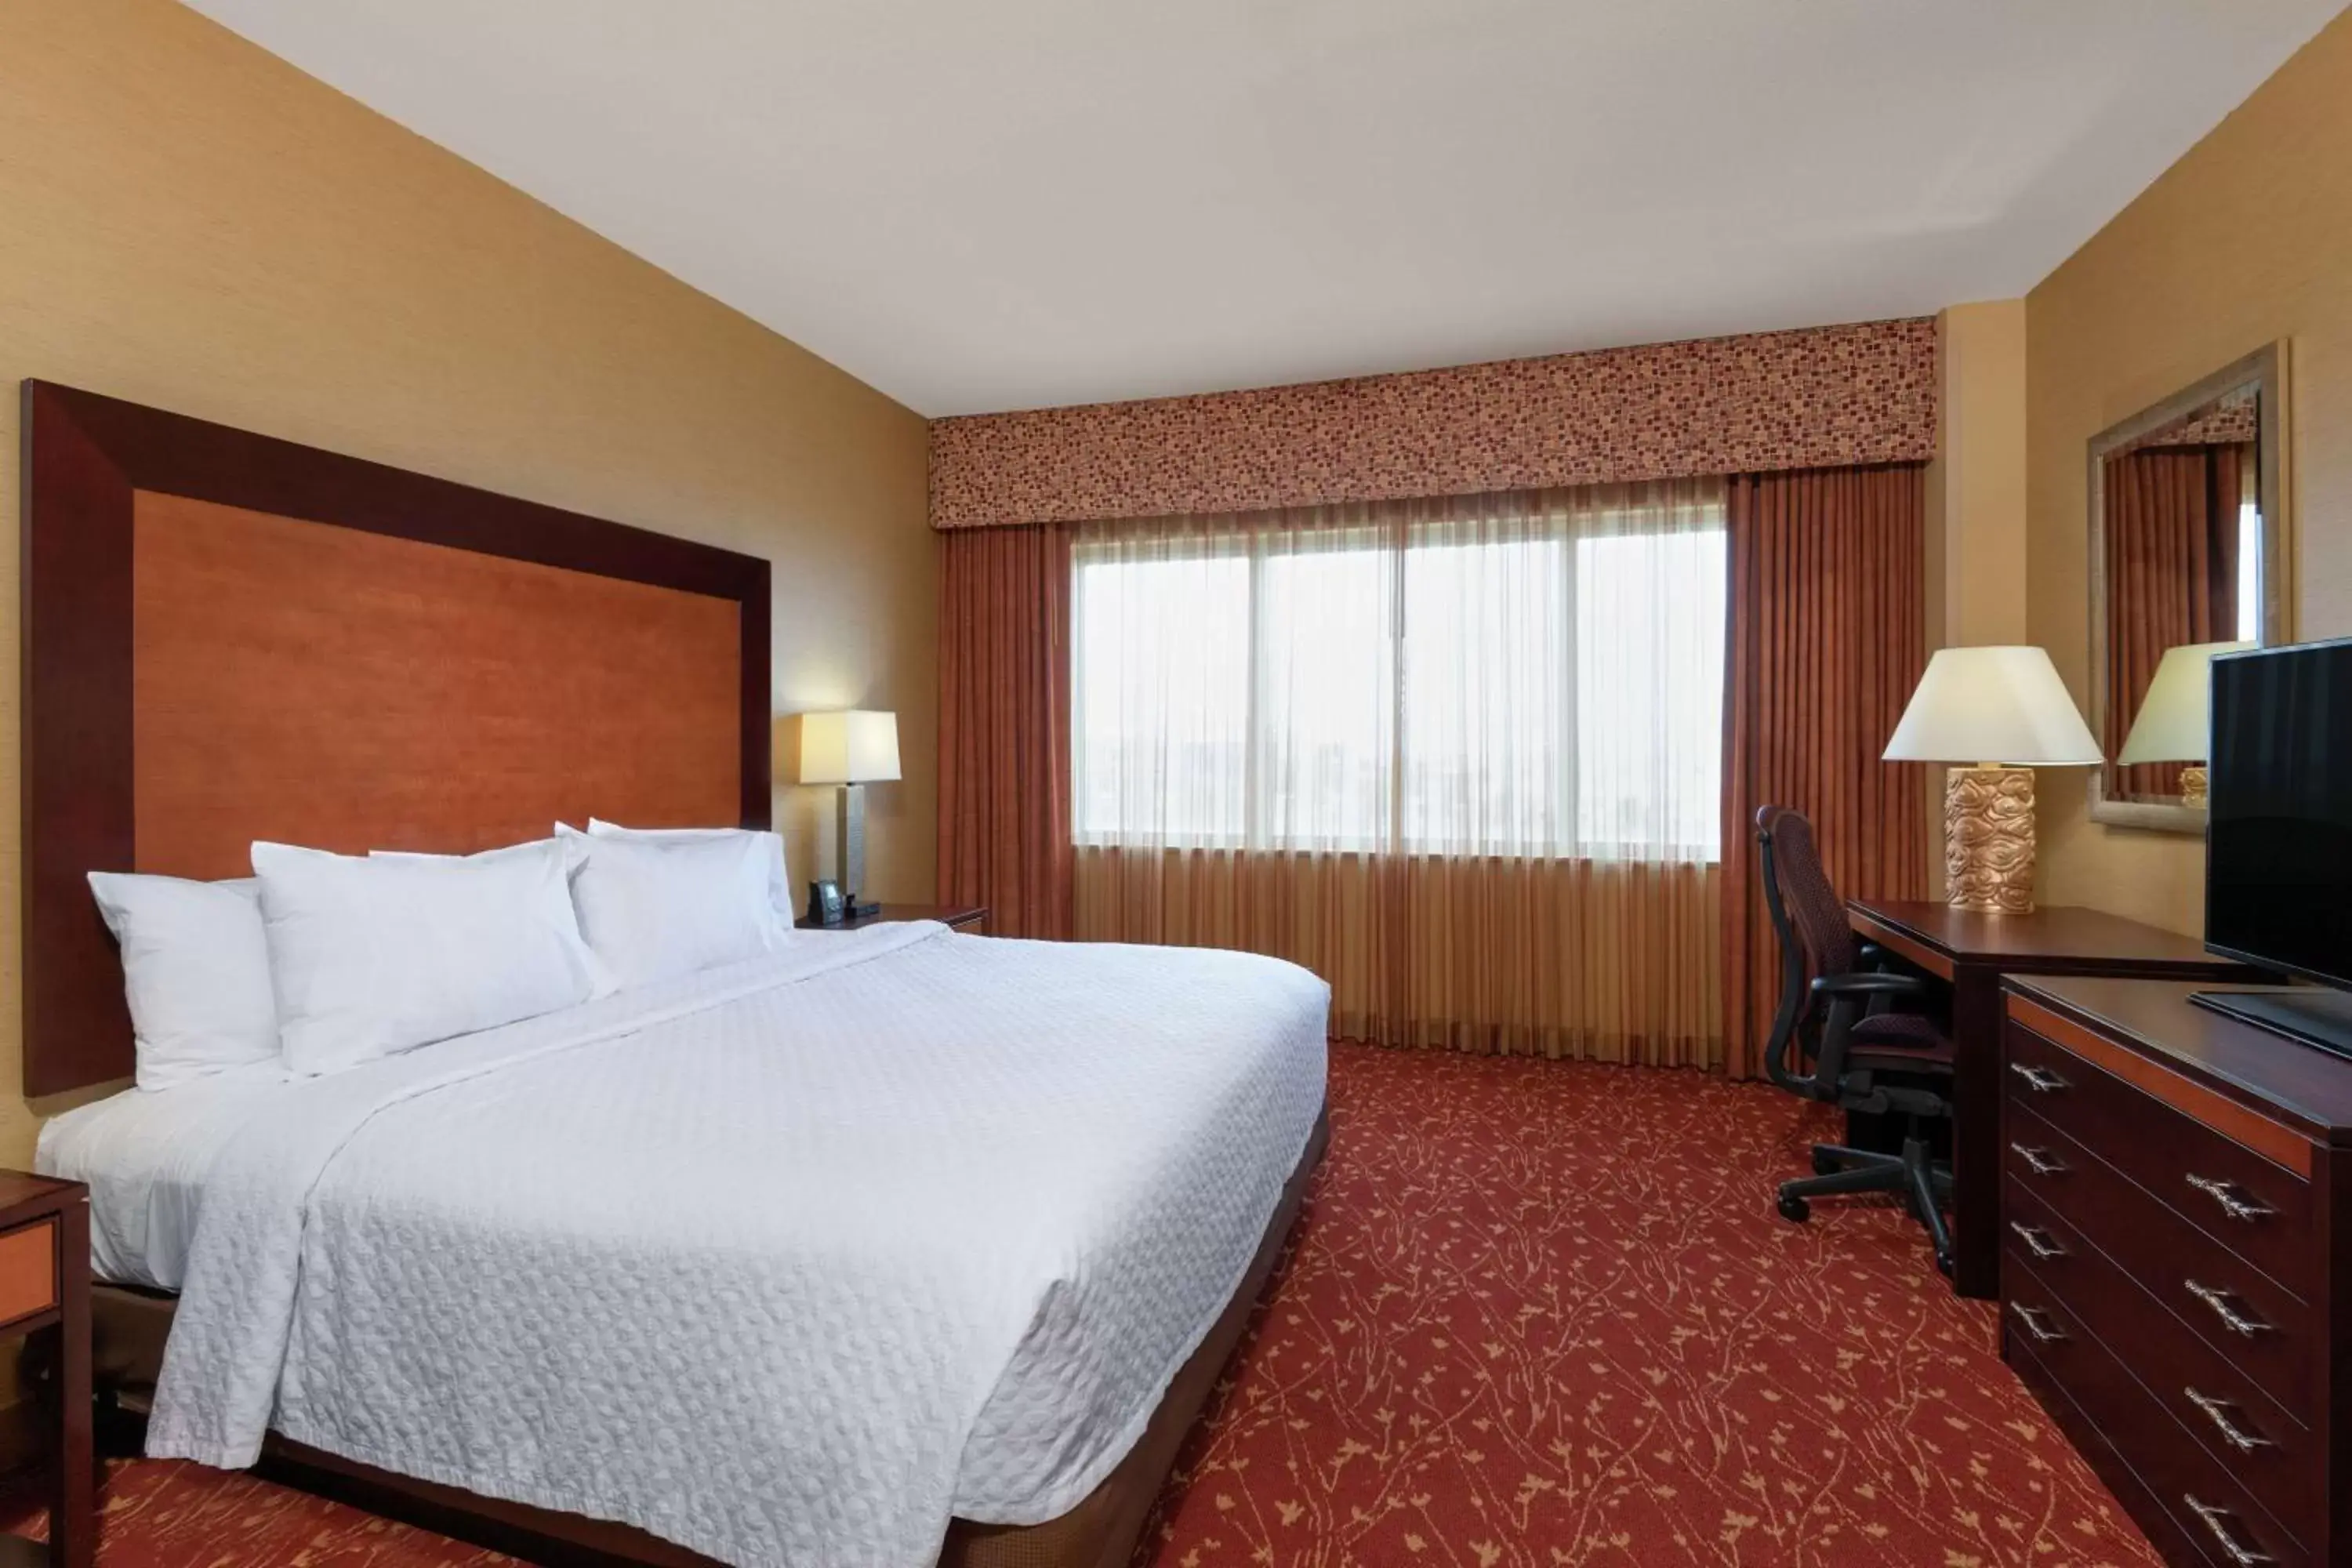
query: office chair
[{"left": 1755, "top": 805, "right": 1956, "bottom": 1276}]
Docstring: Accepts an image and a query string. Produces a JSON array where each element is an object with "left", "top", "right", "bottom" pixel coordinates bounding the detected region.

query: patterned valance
[
  {"left": 929, "top": 318, "right": 1938, "bottom": 529},
  {"left": 2111, "top": 387, "right": 2258, "bottom": 457}
]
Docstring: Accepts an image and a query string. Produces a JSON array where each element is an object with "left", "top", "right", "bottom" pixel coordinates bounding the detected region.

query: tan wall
[
  {"left": 2027, "top": 8, "right": 2352, "bottom": 936},
  {"left": 1936, "top": 303, "right": 2031, "bottom": 648},
  {"left": 1926, "top": 300, "right": 2031, "bottom": 898},
  {"left": 0, "top": 0, "right": 936, "bottom": 1158}
]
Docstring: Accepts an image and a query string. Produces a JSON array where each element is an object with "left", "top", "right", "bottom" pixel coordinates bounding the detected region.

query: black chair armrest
[
  {"left": 1810, "top": 971, "right": 1928, "bottom": 1000},
  {"left": 1857, "top": 942, "right": 1892, "bottom": 968}
]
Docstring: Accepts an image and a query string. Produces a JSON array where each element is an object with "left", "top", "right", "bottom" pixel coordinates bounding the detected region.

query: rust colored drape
[
  {"left": 1720, "top": 464, "right": 1929, "bottom": 1080},
  {"left": 2101, "top": 444, "right": 2243, "bottom": 798},
  {"left": 936, "top": 524, "right": 1074, "bottom": 938}
]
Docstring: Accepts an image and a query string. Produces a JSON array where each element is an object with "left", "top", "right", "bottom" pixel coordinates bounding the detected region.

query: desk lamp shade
[
  {"left": 1882, "top": 647, "right": 2103, "bottom": 916},
  {"left": 798, "top": 710, "right": 899, "bottom": 913},
  {"left": 2116, "top": 640, "right": 2251, "bottom": 807}
]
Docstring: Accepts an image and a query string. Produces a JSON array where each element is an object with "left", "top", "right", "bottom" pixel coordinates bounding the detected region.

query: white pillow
[
  {"left": 559, "top": 825, "right": 788, "bottom": 991},
  {"left": 368, "top": 836, "right": 567, "bottom": 866},
  {"left": 86, "top": 872, "right": 281, "bottom": 1092},
  {"left": 254, "top": 838, "right": 610, "bottom": 1077},
  {"left": 583, "top": 819, "right": 796, "bottom": 926},
  {"left": 366, "top": 838, "right": 615, "bottom": 1000}
]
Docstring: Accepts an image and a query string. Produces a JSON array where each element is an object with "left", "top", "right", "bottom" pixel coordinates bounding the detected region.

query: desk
[{"left": 1846, "top": 898, "right": 2258, "bottom": 1300}]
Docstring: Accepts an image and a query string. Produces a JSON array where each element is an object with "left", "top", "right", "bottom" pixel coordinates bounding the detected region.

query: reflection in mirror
[
  {"left": 2113, "top": 637, "right": 2249, "bottom": 807},
  {"left": 2089, "top": 346, "right": 2285, "bottom": 831},
  {"left": 2102, "top": 390, "right": 2256, "bottom": 802}
]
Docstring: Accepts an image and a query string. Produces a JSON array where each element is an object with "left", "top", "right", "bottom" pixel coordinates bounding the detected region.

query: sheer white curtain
[
  {"left": 1071, "top": 479, "right": 1726, "bottom": 864},
  {"left": 1069, "top": 480, "right": 1727, "bottom": 1065}
]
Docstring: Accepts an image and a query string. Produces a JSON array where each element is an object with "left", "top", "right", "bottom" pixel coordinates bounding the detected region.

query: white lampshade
[
  {"left": 2117, "top": 641, "right": 2252, "bottom": 764},
  {"left": 799, "top": 710, "right": 901, "bottom": 784},
  {"left": 1882, "top": 646, "right": 2104, "bottom": 767}
]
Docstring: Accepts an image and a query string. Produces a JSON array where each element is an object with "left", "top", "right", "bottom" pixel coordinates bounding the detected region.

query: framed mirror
[{"left": 2088, "top": 343, "right": 2291, "bottom": 831}]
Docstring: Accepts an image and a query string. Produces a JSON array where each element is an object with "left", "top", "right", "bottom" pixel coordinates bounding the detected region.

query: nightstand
[
  {"left": 798, "top": 902, "right": 988, "bottom": 934},
  {"left": 0, "top": 1174, "right": 90, "bottom": 1568}
]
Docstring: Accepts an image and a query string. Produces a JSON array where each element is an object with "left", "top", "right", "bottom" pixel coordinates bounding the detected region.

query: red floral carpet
[
  {"left": 1143, "top": 1047, "right": 2160, "bottom": 1567},
  {"left": 8, "top": 1044, "right": 2158, "bottom": 1567}
]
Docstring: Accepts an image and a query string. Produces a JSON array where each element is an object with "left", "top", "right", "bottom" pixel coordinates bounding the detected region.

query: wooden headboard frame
[{"left": 20, "top": 381, "right": 772, "bottom": 1097}]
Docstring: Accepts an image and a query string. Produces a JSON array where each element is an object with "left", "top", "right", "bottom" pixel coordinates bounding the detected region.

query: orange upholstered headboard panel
[
  {"left": 132, "top": 494, "right": 743, "bottom": 878},
  {"left": 21, "top": 383, "right": 771, "bottom": 1094}
]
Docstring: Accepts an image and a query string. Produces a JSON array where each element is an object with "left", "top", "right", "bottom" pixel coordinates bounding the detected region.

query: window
[
  {"left": 1072, "top": 548, "right": 1251, "bottom": 844},
  {"left": 2237, "top": 499, "right": 2262, "bottom": 641},
  {"left": 1073, "top": 482, "right": 1727, "bottom": 862}
]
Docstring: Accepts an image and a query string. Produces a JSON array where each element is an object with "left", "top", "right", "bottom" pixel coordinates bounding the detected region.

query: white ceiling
[{"left": 186, "top": 0, "right": 2344, "bottom": 417}]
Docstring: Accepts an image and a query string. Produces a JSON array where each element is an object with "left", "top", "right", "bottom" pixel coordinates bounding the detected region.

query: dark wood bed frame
[
  {"left": 21, "top": 380, "right": 771, "bottom": 1098},
  {"left": 20, "top": 382, "right": 1327, "bottom": 1568}
]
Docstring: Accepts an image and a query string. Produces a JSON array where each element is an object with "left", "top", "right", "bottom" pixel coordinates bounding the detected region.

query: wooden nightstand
[
  {"left": 0, "top": 1174, "right": 89, "bottom": 1568},
  {"left": 798, "top": 902, "right": 988, "bottom": 935}
]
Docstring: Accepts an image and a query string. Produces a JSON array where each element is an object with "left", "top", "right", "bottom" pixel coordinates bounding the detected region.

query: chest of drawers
[{"left": 2002, "top": 977, "right": 2352, "bottom": 1568}]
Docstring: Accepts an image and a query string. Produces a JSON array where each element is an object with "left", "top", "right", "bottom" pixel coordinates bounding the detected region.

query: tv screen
[{"left": 2206, "top": 638, "right": 2352, "bottom": 987}]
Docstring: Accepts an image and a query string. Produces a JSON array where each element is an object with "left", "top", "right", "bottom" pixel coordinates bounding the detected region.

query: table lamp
[
  {"left": 798, "top": 709, "right": 899, "bottom": 918},
  {"left": 1882, "top": 646, "right": 2104, "bottom": 916},
  {"left": 2116, "top": 640, "right": 2252, "bottom": 808}
]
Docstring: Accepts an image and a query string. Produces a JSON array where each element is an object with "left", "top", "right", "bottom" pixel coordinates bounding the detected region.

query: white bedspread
[
  {"left": 38, "top": 1059, "right": 286, "bottom": 1290},
  {"left": 136, "top": 923, "right": 1328, "bottom": 1567}
]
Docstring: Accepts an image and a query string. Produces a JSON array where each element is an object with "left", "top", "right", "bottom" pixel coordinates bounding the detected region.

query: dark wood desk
[{"left": 1846, "top": 898, "right": 2259, "bottom": 1300}]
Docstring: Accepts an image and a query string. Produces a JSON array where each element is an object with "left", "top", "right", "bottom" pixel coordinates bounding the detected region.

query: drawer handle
[
  {"left": 2183, "top": 1388, "right": 2274, "bottom": 1455},
  {"left": 2184, "top": 1280, "right": 2273, "bottom": 1338},
  {"left": 2006, "top": 1301, "right": 2067, "bottom": 1345},
  {"left": 2186, "top": 1174, "right": 2276, "bottom": 1223},
  {"left": 2009, "top": 1063, "right": 2069, "bottom": 1094},
  {"left": 2009, "top": 1142, "right": 2067, "bottom": 1176},
  {"left": 2008, "top": 1221, "right": 2067, "bottom": 1261},
  {"left": 2183, "top": 1495, "right": 2274, "bottom": 1565}
]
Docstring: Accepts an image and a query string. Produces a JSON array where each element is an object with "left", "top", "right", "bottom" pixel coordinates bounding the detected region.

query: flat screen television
[{"left": 2195, "top": 636, "right": 2352, "bottom": 1056}]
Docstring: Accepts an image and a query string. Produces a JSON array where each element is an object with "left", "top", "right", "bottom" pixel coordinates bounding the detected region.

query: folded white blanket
[{"left": 146, "top": 923, "right": 1329, "bottom": 1567}]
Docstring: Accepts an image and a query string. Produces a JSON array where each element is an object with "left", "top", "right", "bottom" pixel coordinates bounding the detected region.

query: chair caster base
[
  {"left": 1777, "top": 1193, "right": 1810, "bottom": 1223},
  {"left": 1811, "top": 1148, "right": 1842, "bottom": 1176}
]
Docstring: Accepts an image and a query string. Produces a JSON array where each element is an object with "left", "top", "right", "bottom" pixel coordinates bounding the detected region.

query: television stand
[{"left": 2190, "top": 985, "right": 2352, "bottom": 1062}]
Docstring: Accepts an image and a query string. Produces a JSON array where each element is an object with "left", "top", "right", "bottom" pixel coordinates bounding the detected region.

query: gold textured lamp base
[
  {"left": 1944, "top": 765, "right": 2037, "bottom": 915},
  {"left": 2179, "top": 764, "right": 2209, "bottom": 809}
]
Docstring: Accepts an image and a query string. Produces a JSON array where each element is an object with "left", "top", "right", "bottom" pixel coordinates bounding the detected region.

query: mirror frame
[{"left": 2087, "top": 341, "right": 2292, "bottom": 832}]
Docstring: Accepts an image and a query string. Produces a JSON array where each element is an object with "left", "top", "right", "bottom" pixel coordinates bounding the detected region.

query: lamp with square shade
[
  {"left": 798, "top": 709, "right": 900, "bottom": 920},
  {"left": 1882, "top": 645, "right": 2105, "bottom": 915}
]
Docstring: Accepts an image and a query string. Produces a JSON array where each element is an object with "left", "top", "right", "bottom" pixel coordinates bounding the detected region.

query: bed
[{"left": 19, "top": 383, "right": 1330, "bottom": 1568}]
